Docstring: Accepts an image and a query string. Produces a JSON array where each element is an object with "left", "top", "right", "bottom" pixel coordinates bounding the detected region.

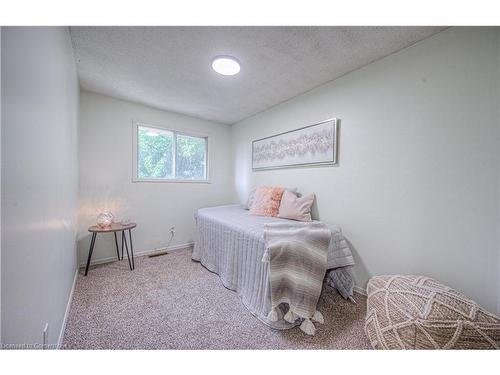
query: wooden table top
[{"left": 88, "top": 222, "right": 137, "bottom": 233}]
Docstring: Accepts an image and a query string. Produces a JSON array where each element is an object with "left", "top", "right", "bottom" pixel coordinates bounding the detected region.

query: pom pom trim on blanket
[{"left": 267, "top": 306, "right": 325, "bottom": 335}]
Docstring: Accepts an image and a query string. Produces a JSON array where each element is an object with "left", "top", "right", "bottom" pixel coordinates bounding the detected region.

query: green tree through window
[
  {"left": 176, "top": 134, "right": 206, "bottom": 179},
  {"left": 137, "top": 125, "right": 207, "bottom": 180}
]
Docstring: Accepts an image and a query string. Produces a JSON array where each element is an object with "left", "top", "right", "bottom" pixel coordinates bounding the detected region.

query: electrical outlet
[{"left": 42, "top": 322, "right": 49, "bottom": 349}]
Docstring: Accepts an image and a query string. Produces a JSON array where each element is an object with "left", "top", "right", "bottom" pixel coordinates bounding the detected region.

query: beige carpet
[{"left": 62, "top": 248, "right": 372, "bottom": 349}]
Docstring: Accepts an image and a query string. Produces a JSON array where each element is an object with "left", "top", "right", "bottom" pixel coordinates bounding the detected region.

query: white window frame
[{"left": 132, "top": 121, "right": 210, "bottom": 183}]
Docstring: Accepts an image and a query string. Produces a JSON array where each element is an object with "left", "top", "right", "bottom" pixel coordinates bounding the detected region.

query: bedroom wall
[
  {"left": 497, "top": 30, "right": 500, "bottom": 315},
  {"left": 0, "top": 27, "right": 2, "bottom": 343},
  {"left": 1, "top": 27, "right": 79, "bottom": 345},
  {"left": 232, "top": 27, "right": 500, "bottom": 313},
  {"left": 77, "top": 91, "right": 234, "bottom": 265}
]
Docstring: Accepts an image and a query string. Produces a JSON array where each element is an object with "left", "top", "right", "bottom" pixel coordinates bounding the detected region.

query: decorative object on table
[
  {"left": 364, "top": 275, "right": 500, "bottom": 349},
  {"left": 97, "top": 212, "right": 114, "bottom": 228},
  {"left": 85, "top": 222, "right": 137, "bottom": 276},
  {"left": 252, "top": 118, "right": 338, "bottom": 171}
]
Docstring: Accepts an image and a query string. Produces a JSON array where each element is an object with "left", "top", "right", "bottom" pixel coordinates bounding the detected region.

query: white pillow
[{"left": 278, "top": 190, "right": 315, "bottom": 222}]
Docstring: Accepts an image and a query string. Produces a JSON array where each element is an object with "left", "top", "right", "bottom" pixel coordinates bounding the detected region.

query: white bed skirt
[{"left": 192, "top": 205, "right": 299, "bottom": 329}]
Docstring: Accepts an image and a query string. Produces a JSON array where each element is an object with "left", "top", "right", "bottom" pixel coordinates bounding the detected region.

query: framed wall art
[{"left": 252, "top": 118, "right": 338, "bottom": 171}]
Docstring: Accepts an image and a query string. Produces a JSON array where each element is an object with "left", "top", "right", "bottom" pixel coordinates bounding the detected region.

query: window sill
[{"left": 132, "top": 178, "right": 211, "bottom": 184}]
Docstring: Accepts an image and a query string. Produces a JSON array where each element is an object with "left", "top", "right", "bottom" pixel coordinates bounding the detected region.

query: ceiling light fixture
[{"left": 211, "top": 56, "right": 240, "bottom": 76}]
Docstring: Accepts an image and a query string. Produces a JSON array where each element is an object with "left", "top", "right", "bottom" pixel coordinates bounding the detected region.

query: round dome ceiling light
[{"left": 211, "top": 56, "right": 240, "bottom": 76}]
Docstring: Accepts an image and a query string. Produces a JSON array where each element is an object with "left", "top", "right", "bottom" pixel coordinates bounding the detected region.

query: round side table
[{"left": 85, "top": 222, "right": 137, "bottom": 276}]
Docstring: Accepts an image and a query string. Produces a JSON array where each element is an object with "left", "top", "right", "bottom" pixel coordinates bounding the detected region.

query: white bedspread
[{"left": 192, "top": 204, "right": 354, "bottom": 329}]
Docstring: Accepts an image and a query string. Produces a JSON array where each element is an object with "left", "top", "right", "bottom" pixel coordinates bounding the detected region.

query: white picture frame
[{"left": 252, "top": 118, "right": 338, "bottom": 171}]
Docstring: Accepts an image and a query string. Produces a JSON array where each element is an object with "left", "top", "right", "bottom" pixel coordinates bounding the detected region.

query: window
[{"left": 133, "top": 123, "right": 208, "bottom": 182}]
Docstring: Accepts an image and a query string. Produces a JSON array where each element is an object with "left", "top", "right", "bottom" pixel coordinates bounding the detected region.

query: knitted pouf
[{"left": 364, "top": 275, "right": 500, "bottom": 349}]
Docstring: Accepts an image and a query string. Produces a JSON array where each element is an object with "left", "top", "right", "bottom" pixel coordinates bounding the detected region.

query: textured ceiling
[{"left": 70, "top": 27, "right": 445, "bottom": 124}]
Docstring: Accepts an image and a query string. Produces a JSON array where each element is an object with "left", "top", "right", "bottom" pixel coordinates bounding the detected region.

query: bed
[{"left": 192, "top": 204, "right": 354, "bottom": 329}]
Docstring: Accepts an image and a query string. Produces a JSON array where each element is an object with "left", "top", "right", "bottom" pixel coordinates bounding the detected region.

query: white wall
[
  {"left": 0, "top": 26, "right": 2, "bottom": 343},
  {"left": 78, "top": 91, "right": 234, "bottom": 265},
  {"left": 497, "top": 30, "right": 500, "bottom": 315},
  {"left": 232, "top": 27, "right": 500, "bottom": 314},
  {"left": 1, "top": 27, "right": 79, "bottom": 345}
]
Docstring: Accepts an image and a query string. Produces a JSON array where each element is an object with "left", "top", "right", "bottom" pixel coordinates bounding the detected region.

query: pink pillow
[
  {"left": 245, "top": 187, "right": 298, "bottom": 210},
  {"left": 249, "top": 186, "right": 285, "bottom": 217},
  {"left": 278, "top": 190, "right": 315, "bottom": 222}
]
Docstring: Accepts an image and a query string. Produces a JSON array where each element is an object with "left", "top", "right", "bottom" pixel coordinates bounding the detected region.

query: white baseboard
[
  {"left": 58, "top": 267, "right": 78, "bottom": 349},
  {"left": 353, "top": 285, "right": 367, "bottom": 296},
  {"left": 79, "top": 242, "right": 194, "bottom": 268}
]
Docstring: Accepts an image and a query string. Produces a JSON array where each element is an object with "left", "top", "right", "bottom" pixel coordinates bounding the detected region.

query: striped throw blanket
[{"left": 262, "top": 221, "right": 332, "bottom": 335}]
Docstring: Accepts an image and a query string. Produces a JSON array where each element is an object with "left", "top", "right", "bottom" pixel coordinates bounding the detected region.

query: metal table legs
[
  {"left": 120, "top": 230, "right": 135, "bottom": 270},
  {"left": 129, "top": 229, "right": 135, "bottom": 270},
  {"left": 84, "top": 233, "right": 97, "bottom": 276},
  {"left": 121, "top": 230, "right": 132, "bottom": 270},
  {"left": 114, "top": 232, "right": 120, "bottom": 260},
  {"left": 84, "top": 229, "right": 135, "bottom": 276}
]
